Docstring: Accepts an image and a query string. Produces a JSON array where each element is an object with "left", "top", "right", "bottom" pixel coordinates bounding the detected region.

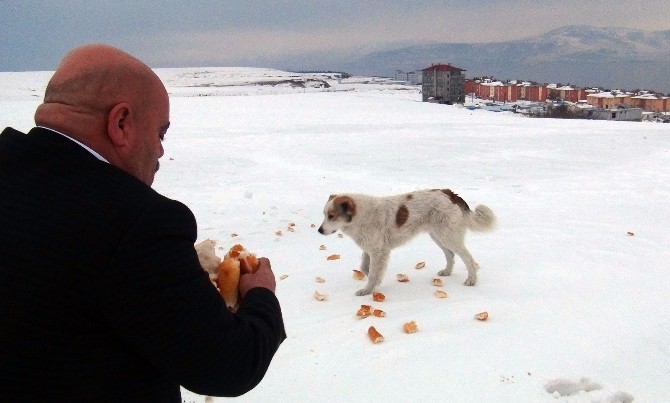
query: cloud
[{"left": 2, "top": 0, "right": 670, "bottom": 71}]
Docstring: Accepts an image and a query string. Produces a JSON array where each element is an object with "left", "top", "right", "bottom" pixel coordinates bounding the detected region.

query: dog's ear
[
  {"left": 333, "top": 195, "right": 356, "bottom": 222},
  {"left": 328, "top": 194, "right": 337, "bottom": 201}
]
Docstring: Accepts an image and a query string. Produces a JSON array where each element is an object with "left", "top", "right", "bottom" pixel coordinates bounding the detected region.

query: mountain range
[{"left": 339, "top": 25, "right": 670, "bottom": 93}]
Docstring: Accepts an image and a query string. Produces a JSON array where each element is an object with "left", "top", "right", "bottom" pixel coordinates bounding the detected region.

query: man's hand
[{"left": 239, "top": 257, "right": 276, "bottom": 297}]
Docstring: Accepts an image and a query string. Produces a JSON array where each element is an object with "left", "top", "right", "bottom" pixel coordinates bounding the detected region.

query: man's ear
[{"left": 107, "top": 102, "right": 132, "bottom": 147}]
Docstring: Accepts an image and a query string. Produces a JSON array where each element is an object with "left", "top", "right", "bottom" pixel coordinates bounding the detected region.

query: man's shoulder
[{"left": 0, "top": 127, "right": 28, "bottom": 144}]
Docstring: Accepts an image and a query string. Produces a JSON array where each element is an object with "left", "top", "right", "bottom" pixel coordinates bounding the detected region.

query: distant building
[
  {"left": 465, "top": 79, "right": 547, "bottom": 102},
  {"left": 548, "top": 86, "right": 588, "bottom": 102},
  {"left": 630, "top": 93, "right": 670, "bottom": 112},
  {"left": 586, "top": 91, "right": 632, "bottom": 109},
  {"left": 394, "top": 70, "right": 421, "bottom": 85},
  {"left": 422, "top": 64, "right": 466, "bottom": 103},
  {"left": 520, "top": 83, "right": 548, "bottom": 102},
  {"left": 586, "top": 107, "right": 643, "bottom": 122}
]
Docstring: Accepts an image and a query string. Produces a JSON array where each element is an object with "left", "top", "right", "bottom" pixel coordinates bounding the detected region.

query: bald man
[{"left": 0, "top": 45, "right": 286, "bottom": 402}]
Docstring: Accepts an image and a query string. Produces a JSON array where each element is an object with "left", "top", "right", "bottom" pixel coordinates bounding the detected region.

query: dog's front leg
[
  {"left": 356, "top": 250, "right": 389, "bottom": 296},
  {"left": 360, "top": 252, "right": 370, "bottom": 275}
]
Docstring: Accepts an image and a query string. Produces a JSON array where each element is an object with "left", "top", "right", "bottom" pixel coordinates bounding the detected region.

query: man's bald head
[
  {"left": 34, "top": 44, "right": 170, "bottom": 186},
  {"left": 37, "top": 44, "right": 163, "bottom": 121}
]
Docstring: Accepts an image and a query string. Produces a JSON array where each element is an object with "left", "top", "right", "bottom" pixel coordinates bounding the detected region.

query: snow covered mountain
[{"left": 341, "top": 25, "right": 670, "bottom": 92}]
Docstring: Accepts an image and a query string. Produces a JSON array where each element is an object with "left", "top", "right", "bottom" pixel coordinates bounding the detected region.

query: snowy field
[{"left": 1, "top": 68, "right": 668, "bottom": 402}]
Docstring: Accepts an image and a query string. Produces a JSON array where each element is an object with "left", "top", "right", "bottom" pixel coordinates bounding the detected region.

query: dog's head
[{"left": 318, "top": 194, "right": 356, "bottom": 235}]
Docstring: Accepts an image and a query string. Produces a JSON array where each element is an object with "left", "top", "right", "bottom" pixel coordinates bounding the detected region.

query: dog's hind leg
[
  {"left": 360, "top": 252, "right": 371, "bottom": 275},
  {"left": 431, "top": 234, "right": 456, "bottom": 276},
  {"left": 431, "top": 232, "right": 479, "bottom": 286},
  {"left": 356, "top": 250, "right": 389, "bottom": 296},
  {"left": 452, "top": 245, "right": 479, "bottom": 286}
]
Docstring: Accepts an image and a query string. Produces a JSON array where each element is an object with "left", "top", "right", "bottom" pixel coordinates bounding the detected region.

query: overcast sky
[{"left": 2, "top": 0, "right": 670, "bottom": 72}]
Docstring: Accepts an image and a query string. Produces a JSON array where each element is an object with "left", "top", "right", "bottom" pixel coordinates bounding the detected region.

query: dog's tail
[{"left": 467, "top": 205, "right": 496, "bottom": 232}]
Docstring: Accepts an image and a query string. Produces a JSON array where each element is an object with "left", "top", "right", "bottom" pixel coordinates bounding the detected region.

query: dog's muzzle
[{"left": 317, "top": 226, "right": 333, "bottom": 235}]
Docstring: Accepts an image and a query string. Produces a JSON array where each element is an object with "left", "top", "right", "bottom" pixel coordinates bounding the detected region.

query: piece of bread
[
  {"left": 474, "top": 311, "right": 489, "bottom": 321},
  {"left": 368, "top": 326, "right": 384, "bottom": 343},
  {"left": 194, "top": 239, "right": 221, "bottom": 275},
  {"left": 224, "top": 244, "right": 258, "bottom": 274},
  {"left": 216, "top": 257, "right": 241, "bottom": 309},
  {"left": 356, "top": 305, "right": 372, "bottom": 318},
  {"left": 403, "top": 321, "right": 418, "bottom": 334},
  {"left": 216, "top": 244, "right": 259, "bottom": 310}
]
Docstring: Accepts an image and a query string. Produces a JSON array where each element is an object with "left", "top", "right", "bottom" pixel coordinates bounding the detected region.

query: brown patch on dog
[
  {"left": 396, "top": 204, "right": 409, "bottom": 227},
  {"left": 441, "top": 189, "right": 470, "bottom": 212},
  {"left": 332, "top": 195, "right": 356, "bottom": 222}
]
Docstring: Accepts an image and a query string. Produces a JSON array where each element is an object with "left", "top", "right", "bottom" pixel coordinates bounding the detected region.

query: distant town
[{"left": 396, "top": 64, "right": 670, "bottom": 123}]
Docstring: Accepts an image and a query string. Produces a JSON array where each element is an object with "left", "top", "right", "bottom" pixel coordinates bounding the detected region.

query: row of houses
[
  {"left": 409, "top": 63, "right": 670, "bottom": 113},
  {"left": 466, "top": 78, "right": 670, "bottom": 112}
]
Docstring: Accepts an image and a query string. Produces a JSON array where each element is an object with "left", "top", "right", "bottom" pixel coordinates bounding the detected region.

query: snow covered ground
[{"left": 1, "top": 68, "right": 668, "bottom": 402}]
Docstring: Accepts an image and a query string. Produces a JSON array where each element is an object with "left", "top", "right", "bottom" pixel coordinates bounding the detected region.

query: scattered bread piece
[
  {"left": 275, "top": 230, "right": 283, "bottom": 236},
  {"left": 315, "top": 276, "right": 325, "bottom": 283},
  {"left": 373, "top": 309, "right": 386, "bottom": 318},
  {"left": 475, "top": 311, "right": 489, "bottom": 321},
  {"left": 415, "top": 261, "right": 426, "bottom": 269},
  {"left": 337, "top": 233, "right": 343, "bottom": 238},
  {"left": 326, "top": 254, "right": 340, "bottom": 261},
  {"left": 311, "top": 223, "right": 316, "bottom": 228},
  {"left": 434, "top": 290, "right": 448, "bottom": 298},
  {"left": 230, "top": 233, "right": 238, "bottom": 237},
  {"left": 396, "top": 273, "right": 409, "bottom": 282},
  {"left": 372, "top": 292, "right": 386, "bottom": 302},
  {"left": 627, "top": 231, "right": 635, "bottom": 236},
  {"left": 287, "top": 226, "right": 295, "bottom": 232},
  {"left": 319, "top": 245, "right": 327, "bottom": 250},
  {"left": 403, "top": 321, "right": 418, "bottom": 334},
  {"left": 279, "top": 274, "right": 289, "bottom": 280},
  {"left": 314, "top": 291, "right": 327, "bottom": 301},
  {"left": 368, "top": 326, "right": 384, "bottom": 343},
  {"left": 356, "top": 305, "right": 372, "bottom": 318},
  {"left": 432, "top": 278, "right": 443, "bottom": 287},
  {"left": 352, "top": 269, "right": 366, "bottom": 280},
  {"left": 288, "top": 222, "right": 296, "bottom": 227}
]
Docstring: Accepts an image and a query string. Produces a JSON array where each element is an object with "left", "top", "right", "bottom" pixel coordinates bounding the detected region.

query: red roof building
[{"left": 422, "top": 64, "right": 466, "bottom": 103}]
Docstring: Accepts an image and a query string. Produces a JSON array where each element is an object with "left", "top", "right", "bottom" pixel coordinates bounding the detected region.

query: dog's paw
[
  {"left": 438, "top": 269, "right": 452, "bottom": 276},
  {"left": 464, "top": 277, "right": 477, "bottom": 286},
  {"left": 355, "top": 288, "right": 373, "bottom": 296}
]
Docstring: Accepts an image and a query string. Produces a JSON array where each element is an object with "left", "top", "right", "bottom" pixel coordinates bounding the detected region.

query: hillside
[{"left": 341, "top": 25, "right": 670, "bottom": 92}]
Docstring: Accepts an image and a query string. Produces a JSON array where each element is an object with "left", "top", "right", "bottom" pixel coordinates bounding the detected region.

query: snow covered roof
[
  {"left": 631, "top": 94, "right": 668, "bottom": 100},
  {"left": 586, "top": 92, "right": 631, "bottom": 98},
  {"left": 422, "top": 64, "right": 466, "bottom": 72}
]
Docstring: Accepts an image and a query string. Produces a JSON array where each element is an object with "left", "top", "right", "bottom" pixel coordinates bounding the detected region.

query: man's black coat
[{"left": 0, "top": 127, "right": 286, "bottom": 402}]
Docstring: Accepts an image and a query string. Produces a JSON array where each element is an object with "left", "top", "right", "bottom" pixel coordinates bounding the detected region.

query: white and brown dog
[{"left": 318, "top": 189, "right": 496, "bottom": 296}]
